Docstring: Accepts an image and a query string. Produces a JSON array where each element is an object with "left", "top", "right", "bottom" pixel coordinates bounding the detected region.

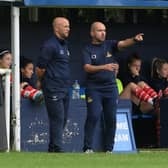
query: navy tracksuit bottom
[
  {"left": 43, "top": 88, "right": 69, "bottom": 152},
  {"left": 83, "top": 87, "right": 118, "bottom": 151}
]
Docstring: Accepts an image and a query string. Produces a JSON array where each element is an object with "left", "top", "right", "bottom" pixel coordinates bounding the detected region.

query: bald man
[
  {"left": 83, "top": 21, "right": 143, "bottom": 153},
  {"left": 36, "top": 17, "right": 70, "bottom": 152}
]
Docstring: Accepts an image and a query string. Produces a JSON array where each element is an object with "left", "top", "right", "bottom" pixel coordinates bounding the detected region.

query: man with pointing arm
[{"left": 82, "top": 21, "right": 143, "bottom": 153}]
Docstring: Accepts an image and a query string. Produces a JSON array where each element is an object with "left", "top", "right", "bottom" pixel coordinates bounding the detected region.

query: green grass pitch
[{"left": 0, "top": 151, "right": 168, "bottom": 168}]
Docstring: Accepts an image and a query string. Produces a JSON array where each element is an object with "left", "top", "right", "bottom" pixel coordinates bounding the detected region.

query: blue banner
[
  {"left": 113, "top": 112, "right": 135, "bottom": 152},
  {"left": 23, "top": 0, "right": 168, "bottom": 8},
  {"left": 21, "top": 98, "right": 136, "bottom": 153}
]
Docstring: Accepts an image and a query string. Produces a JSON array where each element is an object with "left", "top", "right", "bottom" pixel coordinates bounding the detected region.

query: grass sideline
[{"left": 0, "top": 151, "right": 168, "bottom": 168}]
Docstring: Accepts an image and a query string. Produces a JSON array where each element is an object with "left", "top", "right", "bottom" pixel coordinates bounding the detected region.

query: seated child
[
  {"left": 115, "top": 57, "right": 158, "bottom": 113},
  {"left": 20, "top": 57, "right": 43, "bottom": 103}
]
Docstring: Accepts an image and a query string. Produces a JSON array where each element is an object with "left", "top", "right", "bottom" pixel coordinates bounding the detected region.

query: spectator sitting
[
  {"left": 0, "top": 49, "right": 12, "bottom": 150},
  {"left": 0, "top": 49, "right": 12, "bottom": 69},
  {"left": 151, "top": 58, "right": 168, "bottom": 97},
  {"left": 0, "top": 49, "right": 12, "bottom": 87},
  {"left": 20, "top": 57, "right": 43, "bottom": 103},
  {"left": 120, "top": 52, "right": 159, "bottom": 113},
  {"left": 123, "top": 52, "right": 147, "bottom": 86},
  {"left": 150, "top": 57, "right": 168, "bottom": 146}
]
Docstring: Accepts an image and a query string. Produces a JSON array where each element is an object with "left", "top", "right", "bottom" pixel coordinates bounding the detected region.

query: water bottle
[{"left": 72, "top": 80, "right": 80, "bottom": 99}]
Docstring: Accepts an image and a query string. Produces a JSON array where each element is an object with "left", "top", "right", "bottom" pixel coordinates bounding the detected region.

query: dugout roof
[{"left": 23, "top": 0, "right": 168, "bottom": 8}]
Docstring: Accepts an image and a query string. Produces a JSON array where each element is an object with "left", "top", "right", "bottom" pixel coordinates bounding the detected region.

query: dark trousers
[
  {"left": 43, "top": 89, "right": 69, "bottom": 152},
  {"left": 83, "top": 87, "right": 118, "bottom": 151}
]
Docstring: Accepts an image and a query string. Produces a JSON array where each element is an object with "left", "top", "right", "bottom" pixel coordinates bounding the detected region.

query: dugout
[{"left": 1, "top": 0, "right": 168, "bottom": 151}]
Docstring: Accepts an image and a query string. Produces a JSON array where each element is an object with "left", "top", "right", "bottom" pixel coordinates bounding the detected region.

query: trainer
[
  {"left": 36, "top": 17, "right": 70, "bottom": 152},
  {"left": 82, "top": 21, "right": 143, "bottom": 153}
]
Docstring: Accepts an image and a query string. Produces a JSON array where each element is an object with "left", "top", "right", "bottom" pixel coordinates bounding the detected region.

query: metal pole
[
  {"left": 11, "top": 6, "right": 21, "bottom": 151},
  {"left": 4, "top": 70, "right": 11, "bottom": 152},
  {"left": 0, "top": 69, "right": 11, "bottom": 152}
]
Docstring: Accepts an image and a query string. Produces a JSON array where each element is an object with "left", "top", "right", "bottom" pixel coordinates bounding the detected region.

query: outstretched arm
[{"left": 117, "top": 33, "right": 144, "bottom": 50}]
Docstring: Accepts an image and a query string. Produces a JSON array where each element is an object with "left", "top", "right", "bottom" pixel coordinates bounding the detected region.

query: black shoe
[
  {"left": 48, "top": 144, "right": 64, "bottom": 153},
  {"left": 48, "top": 149, "right": 64, "bottom": 153}
]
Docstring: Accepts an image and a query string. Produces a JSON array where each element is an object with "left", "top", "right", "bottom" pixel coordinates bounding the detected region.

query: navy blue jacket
[{"left": 37, "top": 35, "right": 70, "bottom": 92}]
